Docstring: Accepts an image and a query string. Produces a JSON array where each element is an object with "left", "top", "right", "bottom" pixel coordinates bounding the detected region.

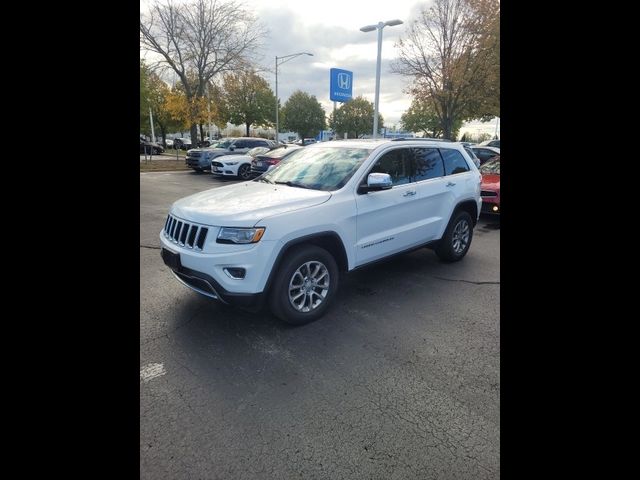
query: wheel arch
[
  {"left": 453, "top": 199, "right": 479, "bottom": 226},
  {"left": 263, "top": 231, "right": 348, "bottom": 295}
]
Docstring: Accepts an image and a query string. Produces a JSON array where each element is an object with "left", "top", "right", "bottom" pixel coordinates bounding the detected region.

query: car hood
[
  {"left": 171, "top": 181, "right": 331, "bottom": 226},
  {"left": 187, "top": 147, "right": 226, "bottom": 154},
  {"left": 481, "top": 174, "right": 500, "bottom": 191},
  {"left": 216, "top": 153, "right": 251, "bottom": 163}
]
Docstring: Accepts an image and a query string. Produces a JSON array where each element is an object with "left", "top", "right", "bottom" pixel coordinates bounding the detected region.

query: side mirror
[
  {"left": 229, "top": 145, "right": 235, "bottom": 151},
  {"left": 359, "top": 173, "right": 392, "bottom": 194}
]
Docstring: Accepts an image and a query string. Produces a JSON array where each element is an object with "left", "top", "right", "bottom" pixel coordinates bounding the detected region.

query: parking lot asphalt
[{"left": 140, "top": 171, "right": 500, "bottom": 479}]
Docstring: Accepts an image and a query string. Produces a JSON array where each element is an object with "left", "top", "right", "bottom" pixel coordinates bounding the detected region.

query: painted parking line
[{"left": 140, "top": 363, "right": 166, "bottom": 383}]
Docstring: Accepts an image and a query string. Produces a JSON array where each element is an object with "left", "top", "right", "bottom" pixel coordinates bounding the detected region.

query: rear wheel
[
  {"left": 269, "top": 245, "right": 339, "bottom": 325},
  {"left": 435, "top": 210, "right": 474, "bottom": 262},
  {"left": 238, "top": 163, "right": 251, "bottom": 180}
]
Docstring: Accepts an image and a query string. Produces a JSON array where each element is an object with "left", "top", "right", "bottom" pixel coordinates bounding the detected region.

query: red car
[{"left": 480, "top": 156, "right": 500, "bottom": 215}]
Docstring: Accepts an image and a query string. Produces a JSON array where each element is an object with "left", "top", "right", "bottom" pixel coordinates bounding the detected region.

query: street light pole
[
  {"left": 360, "top": 19, "right": 403, "bottom": 139},
  {"left": 275, "top": 52, "right": 313, "bottom": 143}
]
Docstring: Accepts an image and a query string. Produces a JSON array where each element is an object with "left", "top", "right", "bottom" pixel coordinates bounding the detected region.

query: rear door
[
  {"left": 437, "top": 147, "right": 477, "bottom": 233},
  {"left": 409, "top": 147, "right": 450, "bottom": 242}
]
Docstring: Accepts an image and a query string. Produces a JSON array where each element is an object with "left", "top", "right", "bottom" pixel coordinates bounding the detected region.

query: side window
[
  {"left": 368, "top": 149, "right": 412, "bottom": 186},
  {"left": 412, "top": 147, "right": 444, "bottom": 182},
  {"left": 234, "top": 140, "right": 247, "bottom": 149},
  {"left": 441, "top": 149, "right": 470, "bottom": 175},
  {"left": 255, "top": 140, "right": 268, "bottom": 147}
]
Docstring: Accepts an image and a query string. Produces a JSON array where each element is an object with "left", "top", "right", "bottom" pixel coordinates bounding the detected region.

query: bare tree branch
[
  {"left": 140, "top": 0, "right": 268, "bottom": 140},
  {"left": 392, "top": 0, "right": 500, "bottom": 139}
]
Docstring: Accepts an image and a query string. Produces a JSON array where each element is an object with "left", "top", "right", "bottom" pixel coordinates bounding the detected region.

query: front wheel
[
  {"left": 237, "top": 163, "right": 252, "bottom": 180},
  {"left": 435, "top": 210, "right": 474, "bottom": 262},
  {"left": 269, "top": 245, "right": 339, "bottom": 325}
]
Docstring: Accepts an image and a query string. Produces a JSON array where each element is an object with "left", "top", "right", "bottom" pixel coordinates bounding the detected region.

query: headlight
[
  {"left": 225, "top": 161, "right": 239, "bottom": 165},
  {"left": 217, "top": 227, "right": 265, "bottom": 244}
]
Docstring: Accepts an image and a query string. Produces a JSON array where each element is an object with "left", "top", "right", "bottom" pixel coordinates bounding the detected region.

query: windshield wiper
[
  {"left": 257, "top": 177, "right": 274, "bottom": 184},
  {"left": 274, "top": 181, "right": 313, "bottom": 189}
]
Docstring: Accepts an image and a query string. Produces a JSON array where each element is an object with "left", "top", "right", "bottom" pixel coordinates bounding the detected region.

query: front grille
[
  {"left": 163, "top": 214, "right": 208, "bottom": 250},
  {"left": 211, "top": 161, "right": 223, "bottom": 167},
  {"left": 481, "top": 190, "right": 498, "bottom": 197},
  {"left": 188, "top": 152, "right": 202, "bottom": 158}
]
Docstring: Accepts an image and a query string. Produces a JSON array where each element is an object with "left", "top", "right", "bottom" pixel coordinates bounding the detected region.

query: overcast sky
[{"left": 140, "top": 0, "right": 499, "bottom": 135}]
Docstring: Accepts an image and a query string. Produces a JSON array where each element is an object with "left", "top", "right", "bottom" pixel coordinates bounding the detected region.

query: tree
[
  {"left": 392, "top": 0, "right": 500, "bottom": 139},
  {"left": 221, "top": 70, "right": 276, "bottom": 136},
  {"left": 165, "top": 82, "right": 209, "bottom": 133},
  {"left": 400, "top": 98, "right": 463, "bottom": 139},
  {"left": 329, "top": 96, "right": 383, "bottom": 139},
  {"left": 281, "top": 91, "right": 326, "bottom": 143},
  {"left": 140, "top": 0, "right": 267, "bottom": 144},
  {"left": 400, "top": 98, "right": 443, "bottom": 137},
  {"left": 140, "top": 61, "right": 151, "bottom": 132},
  {"left": 145, "top": 70, "right": 183, "bottom": 147}
]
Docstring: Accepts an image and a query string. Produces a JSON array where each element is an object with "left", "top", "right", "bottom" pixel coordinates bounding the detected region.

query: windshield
[
  {"left": 480, "top": 157, "right": 500, "bottom": 174},
  {"left": 215, "top": 139, "right": 234, "bottom": 149},
  {"left": 256, "top": 147, "right": 372, "bottom": 191},
  {"left": 247, "top": 146, "right": 270, "bottom": 157},
  {"left": 260, "top": 146, "right": 301, "bottom": 159}
]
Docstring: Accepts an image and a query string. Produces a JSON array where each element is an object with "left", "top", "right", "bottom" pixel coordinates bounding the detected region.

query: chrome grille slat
[
  {"left": 163, "top": 214, "right": 208, "bottom": 251},
  {"left": 176, "top": 222, "right": 184, "bottom": 244}
]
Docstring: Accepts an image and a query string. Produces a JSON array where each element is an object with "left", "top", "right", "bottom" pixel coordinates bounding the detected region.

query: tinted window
[
  {"left": 441, "top": 149, "right": 470, "bottom": 175},
  {"left": 369, "top": 149, "right": 411, "bottom": 186},
  {"left": 411, "top": 147, "right": 444, "bottom": 182},
  {"left": 473, "top": 148, "right": 498, "bottom": 162},
  {"left": 234, "top": 140, "right": 248, "bottom": 149}
]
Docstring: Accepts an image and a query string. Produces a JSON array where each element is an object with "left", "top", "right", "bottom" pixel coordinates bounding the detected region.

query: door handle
[
  {"left": 446, "top": 181, "right": 456, "bottom": 187},
  {"left": 403, "top": 190, "right": 416, "bottom": 197}
]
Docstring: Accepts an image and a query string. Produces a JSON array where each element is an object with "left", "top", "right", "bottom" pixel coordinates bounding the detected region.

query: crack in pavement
[
  {"left": 432, "top": 276, "right": 499, "bottom": 285},
  {"left": 140, "top": 304, "right": 208, "bottom": 348},
  {"left": 141, "top": 244, "right": 161, "bottom": 250}
]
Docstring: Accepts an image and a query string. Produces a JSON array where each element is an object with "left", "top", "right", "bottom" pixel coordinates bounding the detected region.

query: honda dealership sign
[{"left": 330, "top": 68, "right": 353, "bottom": 102}]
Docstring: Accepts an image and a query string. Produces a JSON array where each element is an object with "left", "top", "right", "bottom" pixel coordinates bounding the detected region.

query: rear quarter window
[{"left": 440, "top": 148, "right": 471, "bottom": 175}]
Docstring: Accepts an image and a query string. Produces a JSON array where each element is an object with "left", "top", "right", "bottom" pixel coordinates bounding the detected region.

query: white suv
[{"left": 160, "top": 139, "right": 482, "bottom": 325}]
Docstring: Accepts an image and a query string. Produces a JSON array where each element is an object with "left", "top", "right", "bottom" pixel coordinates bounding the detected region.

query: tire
[
  {"left": 269, "top": 245, "right": 339, "bottom": 325},
  {"left": 237, "top": 163, "right": 252, "bottom": 180},
  {"left": 192, "top": 168, "right": 203, "bottom": 173},
  {"left": 435, "top": 210, "right": 474, "bottom": 262}
]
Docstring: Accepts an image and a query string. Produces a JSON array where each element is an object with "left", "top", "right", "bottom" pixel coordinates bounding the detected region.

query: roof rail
[{"left": 390, "top": 137, "right": 452, "bottom": 142}]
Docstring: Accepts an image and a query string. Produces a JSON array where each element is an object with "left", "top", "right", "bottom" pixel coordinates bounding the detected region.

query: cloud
[{"left": 254, "top": 8, "right": 413, "bottom": 124}]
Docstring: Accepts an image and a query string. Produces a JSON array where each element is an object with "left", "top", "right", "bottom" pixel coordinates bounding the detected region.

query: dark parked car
[
  {"left": 471, "top": 146, "right": 500, "bottom": 165},
  {"left": 480, "top": 139, "right": 500, "bottom": 148},
  {"left": 173, "top": 138, "right": 193, "bottom": 150},
  {"left": 250, "top": 145, "right": 303, "bottom": 176},
  {"left": 186, "top": 137, "right": 275, "bottom": 173},
  {"left": 480, "top": 156, "right": 500, "bottom": 215},
  {"left": 140, "top": 138, "right": 164, "bottom": 155}
]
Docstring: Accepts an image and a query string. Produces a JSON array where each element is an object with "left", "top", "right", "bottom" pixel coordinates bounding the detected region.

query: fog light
[
  {"left": 223, "top": 267, "right": 246, "bottom": 279},
  {"left": 492, "top": 205, "right": 499, "bottom": 212}
]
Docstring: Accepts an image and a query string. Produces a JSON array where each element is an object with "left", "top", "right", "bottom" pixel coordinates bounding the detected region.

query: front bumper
[
  {"left": 480, "top": 197, "right": 500, "bottom": 214},
  {"left": 186, "top": 157, "right": 209, "bottom": 169},
  {"left": 160, "top": 230, "right": 276, "bottom": 309},
  {"left": 211, "top": 165, "right": 237, "bottom": 177},
  {"left": 161, "top": 247, "right": 264, "bottom": 309}
]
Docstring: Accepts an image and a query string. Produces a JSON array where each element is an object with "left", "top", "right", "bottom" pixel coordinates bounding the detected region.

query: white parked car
[
  {"left": 160, "top": 139, "right": 482, "bottom": 325},
  {"left": 210, "top": 146, "right": 272, "bottom": 180}
]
